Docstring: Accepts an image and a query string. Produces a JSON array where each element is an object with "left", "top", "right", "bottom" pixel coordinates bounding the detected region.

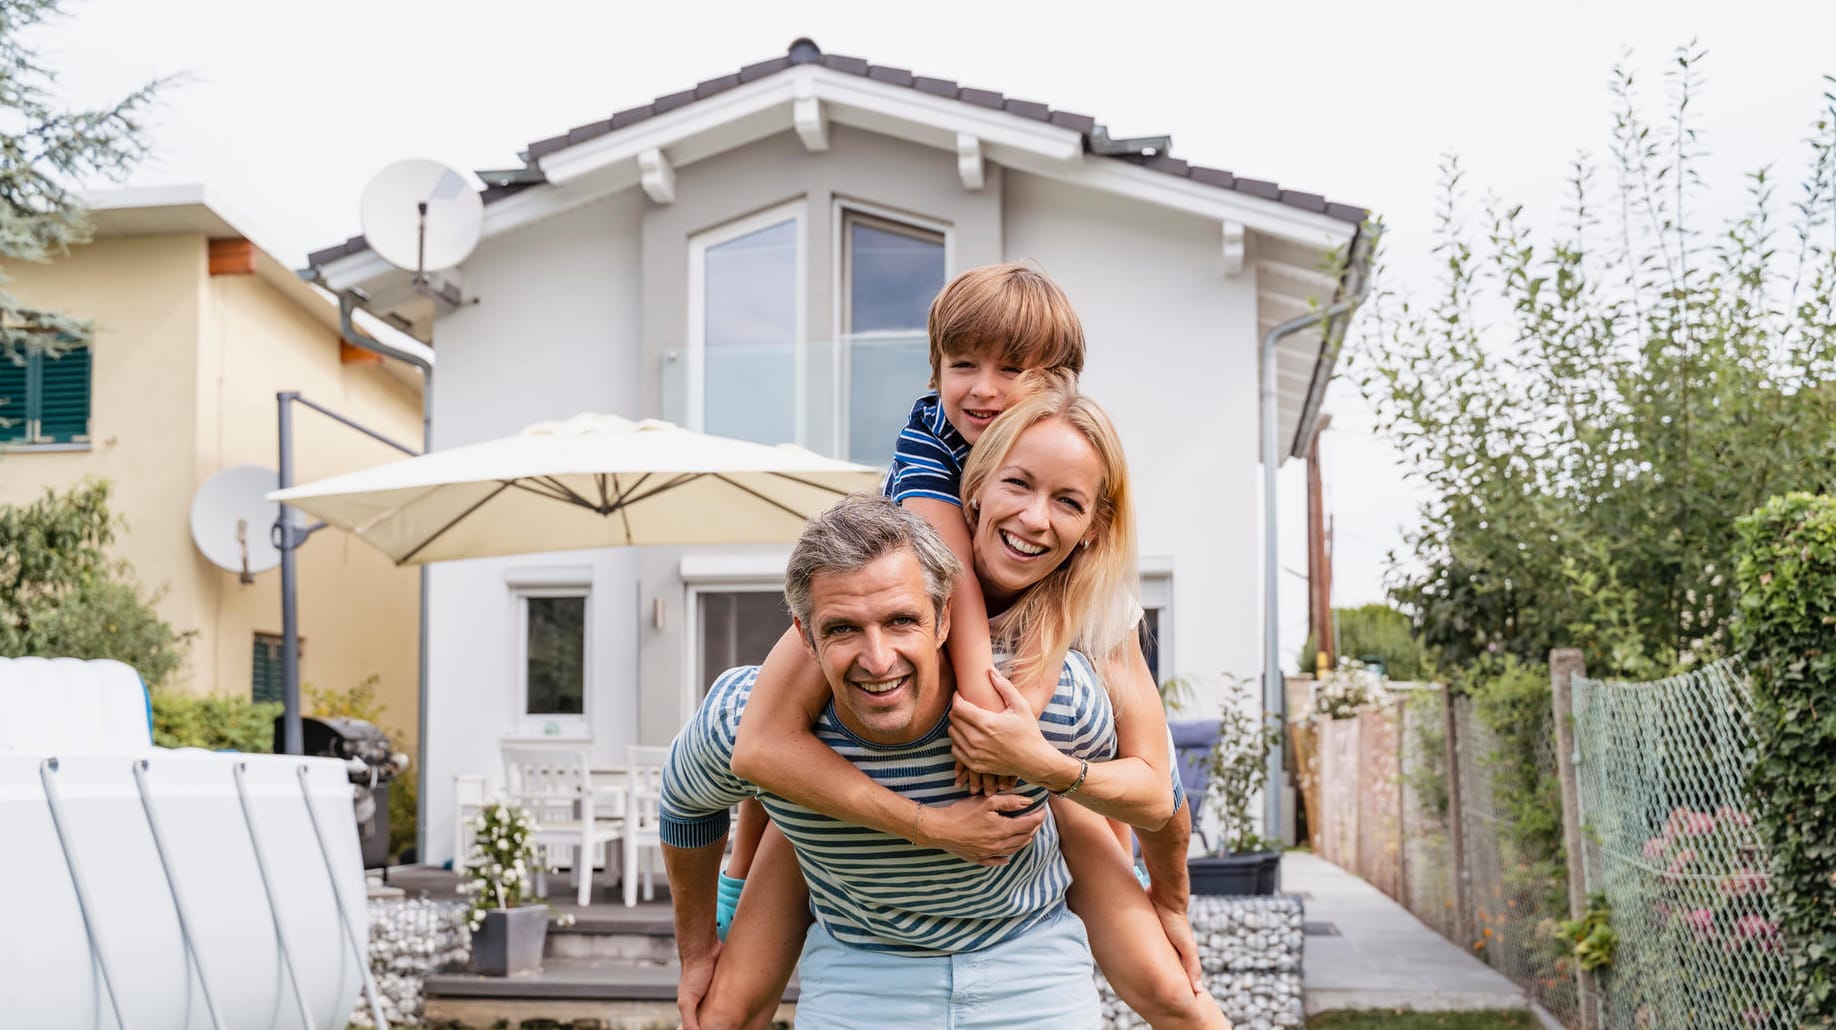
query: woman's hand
[
  {"left": 949, "top": 669, "right": 1079, "bottom": 787},
  {"left": 919, "top": 792, "right": 1048, "bottom": 865}
]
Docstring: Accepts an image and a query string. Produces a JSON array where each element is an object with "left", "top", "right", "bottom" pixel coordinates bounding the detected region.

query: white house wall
[
  {"left": 422, "top": 192, "right": 645, "bottom": 865},
  {"left": 1002, "top": 170, "right": 1264, "bottom": 716}
]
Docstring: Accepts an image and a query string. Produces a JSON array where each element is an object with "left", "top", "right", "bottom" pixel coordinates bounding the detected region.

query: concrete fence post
[
  {"left": 1440, "top": 682, "right": 1470, "bottom": 947},
  {"left": 1549, "top": 648, "right": 1600, "bottom": 1030}
]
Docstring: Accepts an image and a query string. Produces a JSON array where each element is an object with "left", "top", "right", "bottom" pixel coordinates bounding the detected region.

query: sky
[{"left": 34, "top": 0, "right": 1836, "bottom": 666}]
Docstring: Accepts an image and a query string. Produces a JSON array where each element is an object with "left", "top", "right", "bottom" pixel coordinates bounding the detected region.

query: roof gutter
[
  {"left": 327, "top": 281, "right": 438, "bottom": 865},
  {"left": 1258, "top": 222, "right": 1379, "bottom": 843}
]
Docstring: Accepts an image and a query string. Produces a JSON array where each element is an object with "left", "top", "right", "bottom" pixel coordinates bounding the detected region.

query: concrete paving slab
[{"left": 1285, "top": 851, "right": 1530, "bottom": 1014}]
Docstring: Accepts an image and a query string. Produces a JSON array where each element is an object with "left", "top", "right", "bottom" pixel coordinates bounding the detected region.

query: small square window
[{"left": 252, "top": 632, "right": 299, "bottom": 703}]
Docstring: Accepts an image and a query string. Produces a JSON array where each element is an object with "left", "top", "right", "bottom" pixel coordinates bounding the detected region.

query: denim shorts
[{"left": 791, "top": 905, "right": 1101, "bottom": 1029}]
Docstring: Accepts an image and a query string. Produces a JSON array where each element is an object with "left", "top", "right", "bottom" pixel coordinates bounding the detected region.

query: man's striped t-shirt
[
  {"left": 660, "top": 653, "right": 1116, "bottom": 956},
  {"left": 884, "top": 392, "right": 971, "bottom": 508}
]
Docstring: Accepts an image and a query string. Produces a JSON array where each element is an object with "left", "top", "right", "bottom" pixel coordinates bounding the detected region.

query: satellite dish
[
  {"left": 190, "top": 465, "right": 285, "bottom": 583},
  {"left": 359, "top": 159, "right": 484, "bottom": 276}
]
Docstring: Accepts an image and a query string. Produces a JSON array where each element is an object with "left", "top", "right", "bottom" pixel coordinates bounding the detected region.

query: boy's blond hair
[{"left": 926, "top": 263, "right": 1085, "bottom": 388}]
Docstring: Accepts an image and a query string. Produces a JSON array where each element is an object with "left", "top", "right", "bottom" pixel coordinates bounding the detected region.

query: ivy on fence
[{"left": 1733, "top": 492, "right": 1836, "bottom": 1025}]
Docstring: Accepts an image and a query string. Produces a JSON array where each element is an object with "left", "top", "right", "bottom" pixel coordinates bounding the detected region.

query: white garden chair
[
  {"left": 622, "top": 745, "right": 670, "bottom": 907},
  {"left": 451, "top": 773, "right": 496, "bottom": 875},
  {"left": 501, "top": 746, "right": 624, "bottom": 906}
]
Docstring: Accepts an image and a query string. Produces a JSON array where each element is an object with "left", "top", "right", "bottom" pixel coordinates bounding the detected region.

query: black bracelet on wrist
[{"left": 1055, "top": 757, "right": 1089, "bottom": 798}]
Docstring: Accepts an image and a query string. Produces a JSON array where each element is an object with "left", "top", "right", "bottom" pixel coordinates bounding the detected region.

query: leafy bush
[
  {"left": 1299, "top": 603, "right": 1427, "bottom": 681},
  {"left": 1464, "top": 656, "right": 1566, "bottom": 915},
  {"left": 0, "top": 482, "right": 191, "bottom": 685},
  {"left": 1733, "top": 492, "right": 1836, "bottom": 1023},
  {"left": 1356, "top": 52, "right": 1836, "bottom": 678},
  {"left": 151, "top": 689, "right": 280, "bottom": 752},
  {"left": 1200, "top": 677, "right": 1283, "bottom": 855}
]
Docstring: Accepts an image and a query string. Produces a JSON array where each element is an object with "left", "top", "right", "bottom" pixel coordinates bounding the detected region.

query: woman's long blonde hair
[{"left": 959, "top": 371, "right": 1139, "bottom": 688}]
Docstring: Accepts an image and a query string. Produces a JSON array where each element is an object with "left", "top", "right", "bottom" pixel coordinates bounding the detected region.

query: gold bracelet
[{"left": 1055, "top": 757, "right": 1090, "bottom": 798}]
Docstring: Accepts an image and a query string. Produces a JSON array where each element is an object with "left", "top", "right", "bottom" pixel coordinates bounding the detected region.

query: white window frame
[
  {"left": 687, "top": 200, "right": 809, "bottom": 445},
  {"left": 678, "top": 551, "right": 792, "bottom": 726},
  {"left": 506, "top": 567, "right": 593, "bottom": 740},
  {"left": 831, "top": 199, "right": 953, "bottom": 462},
  {"left": 1139, "top": 562, "right": 1174, "bottom": 685}
]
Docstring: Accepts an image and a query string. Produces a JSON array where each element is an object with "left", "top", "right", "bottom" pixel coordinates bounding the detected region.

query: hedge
[{"left": 1733, "top": 492, "right": 1836, "bottom": 1024}]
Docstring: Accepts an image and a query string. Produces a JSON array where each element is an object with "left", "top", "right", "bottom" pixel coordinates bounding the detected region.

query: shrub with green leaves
[
  {"left": 151, "top": 689, "right": 280, "bottom": 752},
  {"left": 1733, "top": 492, "right": 1836, "bottom": 1023},
  {"left": 1298, "top": 604, "right": 1427, "bottom": 681},
  {"left": 0, "top": 482, "right": 191, "bottom": 685}
]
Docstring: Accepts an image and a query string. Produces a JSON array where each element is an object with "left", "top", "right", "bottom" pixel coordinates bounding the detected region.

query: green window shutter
[
  {"left": 0, "top": 355, "right": 25, "bottom": 443},
  {"left": 252, "top": 634, "right": 284, "bottom": 703},
  {"left": 36, "top": 345, "right": 90, "bottom": 443}
]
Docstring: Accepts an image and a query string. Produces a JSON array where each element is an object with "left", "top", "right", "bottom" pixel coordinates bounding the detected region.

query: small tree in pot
[
  {"left": 1189, "top": 679, "right": 1285, "bottom": 895},
  {"left": 459, "top": 803, "right": 556, "bottom": 975}
]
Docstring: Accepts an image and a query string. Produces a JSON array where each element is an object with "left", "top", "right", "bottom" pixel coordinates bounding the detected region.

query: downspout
[
  {"left": 333, "top": 286, "right": 436, "bottom": 866},
  {"left": 1259, "top": 225, "right": 1378, "bottom": 843}
]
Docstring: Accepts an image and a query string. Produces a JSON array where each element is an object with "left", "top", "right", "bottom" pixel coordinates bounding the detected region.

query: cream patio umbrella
[{"left": 268, "top": 413, "right": 883, "bottom": 564}]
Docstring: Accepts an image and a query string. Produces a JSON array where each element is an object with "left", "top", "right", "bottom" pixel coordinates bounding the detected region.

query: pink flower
[
  {"left": 1663, "top": 848, "right": 1697, "bottom": 880},
  {"left": 1684, "top": 908, "right": 1715, "bottom": 934},
  {"left": 1642, "top": 835, "right": 1670, "bottom": 860},
  {"left": 1666, "top": 808, "right": 1715, "bottom": 837},
  {"left": 1715, "top": 805, "right": 1755, "bottom": 829},
  {"left": 1743, "top": 1007, "right": 1769, "bottom": 1026},
  {"left": 1734, "top": 914, "right": 1778, "bottom": 940},
  {"left": 1719, "top": 868, "right": 1769, "bottom": 897}
]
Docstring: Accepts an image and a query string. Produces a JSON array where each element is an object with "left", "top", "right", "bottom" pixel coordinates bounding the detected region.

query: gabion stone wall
[
  {"left": 1095, "top": 894, "right": 1305, "bottom": 1030},
  {"left": 348, "top": 897, "right": 472, "bottom": 1028}
]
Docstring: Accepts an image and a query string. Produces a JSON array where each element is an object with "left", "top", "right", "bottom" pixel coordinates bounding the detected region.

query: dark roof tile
[
  {"left": 867, "top": 65, "right": 915, "bottom": 87},
  {"left": 609, "top": 104, "right": 655, "bottom": 130},
  {"left": 957, "top": 87, "right": 1006, "bottom": 110},
  {"left": 1049, "top": 110, "right": 1097, "bottom": 134},
  {"left": 912, "top": 75, "right": 958, "bottom": 97},
  {"left": 738, "top": 56, "right": 790, "bottom": 82},
  {"left": 1234, "top": 177, "right": 1280, "bottom": 200},
  {"left": 1324, "top": 202, "right": 1368, "bottom": 225},
  {"left": 1003, "top": 98, "right": 1050, "bottom": 121},
  {"left": 651, "top": 88, "right": 697, "bottom": 115},
  {"left": 566, "top": 120, "right": 614, "bottom": 145},
  {"left": 822, "top": 54, "right": 869, "bottom": 75},
  {"left": 695, "top": 73, "right": 741, "bottom": 98},
  {"left": 1145, "top": 155, "right": 1190, "bottom": 177},
  {"left": 1189, "top": 165, "right": 1236, "bottom": 189},
  {"left": 1278, "top": 190, "right": 1326, "bottom": 213},
  {"left": 525, "top": 133, "right": 572, "bottom": 160},
  {"left": 307, "top": 233, "right": 369, "bottom": 267}
]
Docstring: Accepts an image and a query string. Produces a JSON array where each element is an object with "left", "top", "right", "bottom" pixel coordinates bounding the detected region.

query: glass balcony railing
[{"left": 660, "top": 332, "right": 930, "bottom": 468}]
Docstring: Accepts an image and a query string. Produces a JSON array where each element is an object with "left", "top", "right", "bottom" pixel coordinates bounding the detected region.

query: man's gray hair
[{"left": 784, "top": 493, "right": 962, "bottom": 640}]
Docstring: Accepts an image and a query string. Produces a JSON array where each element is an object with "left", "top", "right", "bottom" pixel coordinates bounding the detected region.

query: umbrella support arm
[{"left": 275, "top": 390, "right": 422, "bottom": 756}]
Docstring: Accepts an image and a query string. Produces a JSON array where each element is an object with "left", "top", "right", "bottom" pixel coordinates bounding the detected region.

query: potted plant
[
  {"left": 1187, "top": 680, "right": 1285, "bottom": 895},
  {"left": 459, "top": 802, "right": 551, "bottom": 976}
]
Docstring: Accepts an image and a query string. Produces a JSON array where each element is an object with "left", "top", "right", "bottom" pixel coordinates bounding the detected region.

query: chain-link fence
[
  {"left": 1306, "top": 657, "right": 1798, "bottom": 1029},
  {"left": 1572, "top": 659, "right": 1797, "bottom": 1028}
]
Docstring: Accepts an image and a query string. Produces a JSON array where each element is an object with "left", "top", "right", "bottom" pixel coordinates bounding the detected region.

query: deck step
[{"left": 423, "top": 956, "right": 798, "bottom": 1028}]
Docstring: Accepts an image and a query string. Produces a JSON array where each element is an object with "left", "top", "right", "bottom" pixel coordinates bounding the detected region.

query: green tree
[
  {"left": 0, "top": 0, "right": 163, "bottom": 428},
  {"left": 1298, "top": 602, "right": 1427, "bottom": 680},
  {"left": 1356, "top": 51, "right": 1836, "bottom": 677},
  {"left": 0, "top": 481, "right": 191, "bottom": 684}
]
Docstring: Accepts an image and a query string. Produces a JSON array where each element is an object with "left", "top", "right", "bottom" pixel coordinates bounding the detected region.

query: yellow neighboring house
[{"left": 0, "top": 185, "right": 426, "bottom": 750}]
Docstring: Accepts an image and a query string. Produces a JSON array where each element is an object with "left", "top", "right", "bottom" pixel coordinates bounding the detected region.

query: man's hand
[
  {"left": 1151, "top": 895, "right": 1206, "bottom": 994},
  {"left": 949, "top": 669, "right": 1071, "bottom": 785},
  {"left": 917, "top": 792, "right": 1047, "bottom": 865},
  {"left": 675, "top": 939, "right": 721, "bottom": 1030}
]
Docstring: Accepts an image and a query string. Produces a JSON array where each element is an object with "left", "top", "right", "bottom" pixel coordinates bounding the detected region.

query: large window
[
  {"left": 691, "top": 205, "right": 804, "bottom": 448},
  {"left": 0, "top": 345, "right": 91, "bottom": 445},
  {"left": 840, "top": 211, "right": 945, "bottom": 465},
  {"left": 696, "top": 590, "right": 788, "bottom": 698},
  {"left": 513, "top": 587, "right": 589, "bottom": 737}
]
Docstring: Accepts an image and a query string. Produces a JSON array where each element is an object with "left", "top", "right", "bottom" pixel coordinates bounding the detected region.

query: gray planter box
[
  {"left": 471, "top": 905, "right": 548, "bottom": 976},
  {"left": 1188, "top": 850, "right": 1282, "bottom": 895}
]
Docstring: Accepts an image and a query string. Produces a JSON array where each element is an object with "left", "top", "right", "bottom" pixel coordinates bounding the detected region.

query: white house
[{"left": 305, "top": 38, "right": 1372, "bottom": 865}]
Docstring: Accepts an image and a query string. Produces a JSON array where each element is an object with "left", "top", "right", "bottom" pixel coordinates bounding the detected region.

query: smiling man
[{"left": 659, "top": 493, "right": 1116, "bottom": 1029}]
